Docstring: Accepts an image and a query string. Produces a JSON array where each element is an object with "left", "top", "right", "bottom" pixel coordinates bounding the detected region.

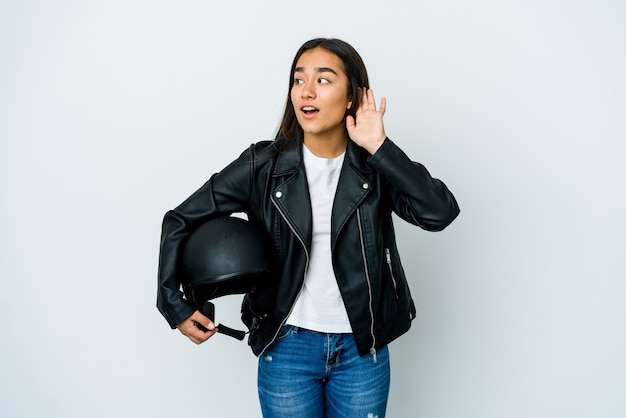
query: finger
[
  {"left": 190, "top": 333, "right": 212, "bottom": 344},
  {"left": 367, "top": 88, "right": 376, "bottom": 109},
  {"left": 179, "top": 326, "right": 201, "bottom": 343},
  {"left": 183, "top": 325, "right": 215, "bottom": 344},
  {"left": 190, "top": 311, "right": 216, "bottom": 331},
  {"left": 178, "top": 316, "right": 215, "bottom": 338},
  {"left": 360, "top": 87, "right": 368, "bottom": 110},
  {"left": 379, "top": 97, "right": 387, "bottom": 115},
  {"left": 346, "top": 115, "right": 355, "bottom": 131},
  {"left": 196, "top": 319, "right": 216, "bottom": 332},
  {"left": 188, "top": 334, "right": 203, "bottom": 344}
]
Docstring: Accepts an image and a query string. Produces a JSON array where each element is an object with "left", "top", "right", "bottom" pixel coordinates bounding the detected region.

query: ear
[
  {"left": 347, "top": 86, "right": 362, "bottom": 110},
  {"left": 346, "top": 87, "right": 354, "bottom": 110}
]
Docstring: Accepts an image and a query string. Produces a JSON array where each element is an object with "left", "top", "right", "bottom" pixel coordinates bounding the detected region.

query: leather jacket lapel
[
  {"left": 331, "top": 141, "right": 374, "bottom": 249},
  {"left": 331, "top": 158, "right": 372, "bottom": 250},
  {"left": 271, "top": 139, "right": 313, "bottom": 251}
]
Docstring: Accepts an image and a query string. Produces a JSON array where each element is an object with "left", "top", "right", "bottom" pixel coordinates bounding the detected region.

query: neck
[{"left": 303, "top": 131, "right": 348, "bottom": 159}]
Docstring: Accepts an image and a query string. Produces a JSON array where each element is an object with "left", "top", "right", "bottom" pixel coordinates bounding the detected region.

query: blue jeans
[{"left": 257, "top": 326, "right": 390, "bottom": 418}]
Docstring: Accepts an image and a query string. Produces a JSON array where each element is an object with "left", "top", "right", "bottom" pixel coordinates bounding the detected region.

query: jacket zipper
[
  {"left": 385, "top": 248, "right": 399, "bottom": 300},
  {"left": 357, "top": 208, "right": 377, "bottom": 363},
  {"left": 259, "top": 195, "right": 310, "bottom": 356}
]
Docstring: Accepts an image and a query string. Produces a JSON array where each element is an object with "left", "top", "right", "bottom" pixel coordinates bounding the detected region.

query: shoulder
[
  {"left": 234, "top": 139, "right": 282, "bottom": 159},
  {"left": 234, "top": 138, "right": 293, "bottom": 166},
  {"left": 252, "top": 139, "right": 281, "bottom": 157}
]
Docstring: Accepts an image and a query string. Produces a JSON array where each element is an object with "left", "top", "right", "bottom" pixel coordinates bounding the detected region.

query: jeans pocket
[{"left": 275, "top": 325, "right": 297, "bottom": 342}]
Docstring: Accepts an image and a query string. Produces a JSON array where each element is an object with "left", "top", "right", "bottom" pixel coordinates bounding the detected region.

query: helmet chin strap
[{"left": 195, "top": 300, "right": 247, "bottom": 341}]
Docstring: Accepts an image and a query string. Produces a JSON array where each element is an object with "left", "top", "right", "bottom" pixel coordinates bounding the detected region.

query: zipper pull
[
  {"left": 370, "top": 347, "right": 378, "bottom": 363},
  {"left": 385, "top": 247, "right": 400, "bottom": 300}
]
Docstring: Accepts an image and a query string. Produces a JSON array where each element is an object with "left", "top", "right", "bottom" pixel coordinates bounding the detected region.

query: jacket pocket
[
  {"left": 384, "top": 247, "right": 400, "bottom": 300},
  {"left": 377, "top": 246, "right": 414, "bottom": 327}
]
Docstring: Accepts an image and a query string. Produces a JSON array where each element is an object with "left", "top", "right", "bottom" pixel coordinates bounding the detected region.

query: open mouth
[{"left": 301, "top": 106, "right": 319, "bottom": 116}]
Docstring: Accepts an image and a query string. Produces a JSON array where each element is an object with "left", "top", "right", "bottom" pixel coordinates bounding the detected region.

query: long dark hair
[{"left": 275, "top": 38, "right": 370, "bottom": 143}]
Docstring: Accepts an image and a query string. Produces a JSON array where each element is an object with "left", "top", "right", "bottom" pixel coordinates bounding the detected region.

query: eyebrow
[{"left": 294, "top": 67, "right": 338, "bottom": 75}]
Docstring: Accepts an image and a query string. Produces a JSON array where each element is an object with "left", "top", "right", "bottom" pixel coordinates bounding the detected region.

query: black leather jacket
[{"left": 157, "top": 136, "right": 459, "bottom": 357}]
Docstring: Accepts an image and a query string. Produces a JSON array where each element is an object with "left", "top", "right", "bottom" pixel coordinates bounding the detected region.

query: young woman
[{"left": 157, "top": 38, "right": 460, "bottom": 417}]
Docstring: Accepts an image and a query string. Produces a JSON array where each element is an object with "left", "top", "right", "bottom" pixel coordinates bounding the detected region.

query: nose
[{"left": 301, "top": 82, "right": 315, "bottom": 99}]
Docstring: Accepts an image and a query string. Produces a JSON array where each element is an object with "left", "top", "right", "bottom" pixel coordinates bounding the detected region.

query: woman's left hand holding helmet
[
  {"left": 346, "top": 87, "right": 387, "bottom": 155},
  {"left": 177, "top": 310, "right": 218, "bottom": 344}
]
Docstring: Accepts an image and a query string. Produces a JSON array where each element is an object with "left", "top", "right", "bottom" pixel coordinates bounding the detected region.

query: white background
[{"left": 1, "top": 1, "right": 625, "bottom": 417}]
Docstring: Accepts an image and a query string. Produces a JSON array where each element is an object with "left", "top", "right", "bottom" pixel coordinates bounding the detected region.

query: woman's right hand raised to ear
[
  {"left": 346, "top": 87, "right": 387, "bottom": 156},
  {"left": 177, "top": 310, "right": 218, "bottom": 344}
]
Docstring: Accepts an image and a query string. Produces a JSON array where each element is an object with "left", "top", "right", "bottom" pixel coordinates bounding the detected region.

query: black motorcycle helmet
[{"left": 180, "top": 215, "right": 278, "bottom": 339}]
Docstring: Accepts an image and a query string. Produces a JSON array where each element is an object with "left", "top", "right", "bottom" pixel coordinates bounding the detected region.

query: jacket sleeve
[
  {"left": 367, "top": 137, "right": 460, "bottom": 231},
  {"left": 156, "top": 147, "right": 255, "bottom": 328}
]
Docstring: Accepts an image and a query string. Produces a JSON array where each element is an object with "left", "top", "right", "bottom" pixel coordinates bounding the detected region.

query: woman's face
[{"left": 290, "top": 48, "right": 352, "bottom": 142}]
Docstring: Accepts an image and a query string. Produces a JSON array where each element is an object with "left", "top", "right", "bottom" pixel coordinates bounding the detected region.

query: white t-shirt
[{"left": 285, "top": 144, "right": 353, "bottom": 333}]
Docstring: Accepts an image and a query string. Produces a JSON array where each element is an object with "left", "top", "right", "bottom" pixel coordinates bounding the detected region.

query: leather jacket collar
[{"left": 273, "top": 133, "right": 374, "bottom": 177}]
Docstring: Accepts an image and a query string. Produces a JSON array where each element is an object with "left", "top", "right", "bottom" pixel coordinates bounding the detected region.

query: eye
[
  {"left": 293, "top": 78, "right": 304, "bottom": 85},
  {"left": 318, "top": 78, "right": 329, "bottom": 84}
]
